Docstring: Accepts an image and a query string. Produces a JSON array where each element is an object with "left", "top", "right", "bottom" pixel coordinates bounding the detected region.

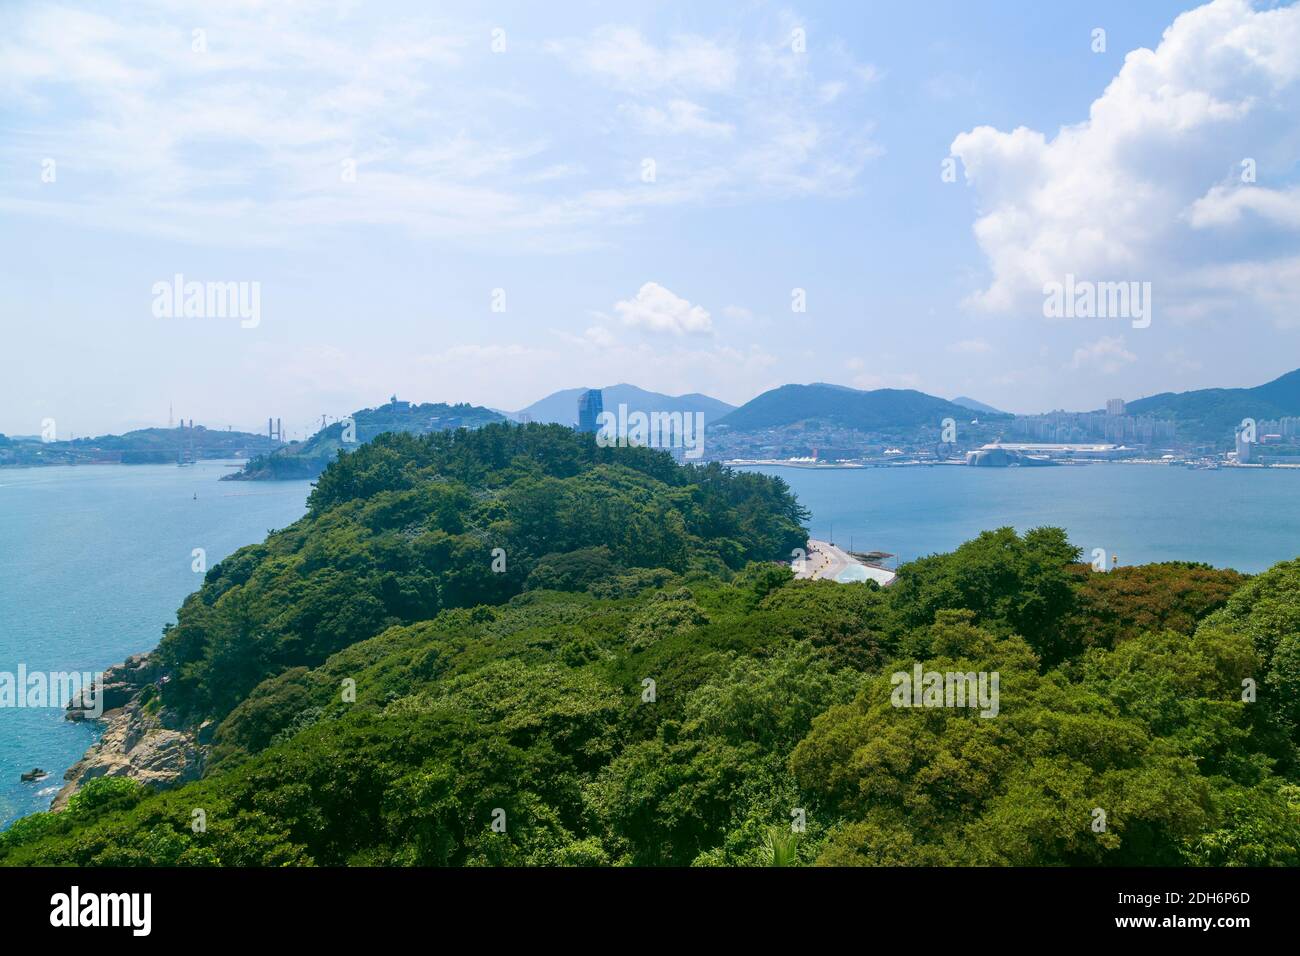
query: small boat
[{"left": 20, "top": 768, "right": 48, "bottom": 783}]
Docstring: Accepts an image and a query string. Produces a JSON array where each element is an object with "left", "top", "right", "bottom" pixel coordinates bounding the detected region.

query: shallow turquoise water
[{"left": 0, "top": 462, "right": 312, "bottom": 827}]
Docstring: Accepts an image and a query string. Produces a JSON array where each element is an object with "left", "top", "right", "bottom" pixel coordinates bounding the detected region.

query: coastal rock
[
  {"left": 64, "top": 652, "right": 160, "bottom": 720},
  {"left": 196, "top": 719, "right": 217, "bottom": 745},
  {"left": 52, "top": 674, "right": 205, "bottom": 811}
]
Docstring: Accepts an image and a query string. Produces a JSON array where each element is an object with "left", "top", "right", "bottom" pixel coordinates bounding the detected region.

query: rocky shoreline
[{"left": 53, "top": 652, "right": 211, "bottom": 811}]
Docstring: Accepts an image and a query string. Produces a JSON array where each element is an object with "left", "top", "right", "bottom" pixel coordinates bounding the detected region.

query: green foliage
[
  {"left": 7, "top": 427, "right": 1300, "bottom": 868},
  {"left": 232, "top": 401, "right": 506, "bottom": 480},
  {"left": 717, "top": 383, "right": 1009, "bottom": 431},
  {"left": 1126, "top": 367, "right": 1300, "bottom": 446},
  {"left": 154, "top": 423, "right": 806, "bottom": 721},
  {"left": 625, "top": 588, "right": 710, "bottom": 651},
  {"left": 524, "top": 546, "right": 619, "bottom": 592},
  {"left": 1196, "top": 559, "right": 1300, "bottom": 750},
  {"left": 762, "top": 826, "right": 800, "bottom": 866},
  {"left": 890, "top": 527, "right": 1081, "bottom": 664},
  {"left": 1063, "top": 561, "right": 1246, "bottom": 651}
]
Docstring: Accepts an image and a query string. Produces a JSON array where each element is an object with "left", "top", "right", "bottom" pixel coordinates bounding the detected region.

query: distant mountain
[
  {"left": 227, "top": 400, "right": 505, "bottom": 480},
  {"left": 951, "top": 396, "right": 1004, "bottom": 415},
  {"left": 1126, "top": 368, "right": 1300, "bottom": 442},
  {"left": 714, "top": 383, "right": 1006, "bottom": 432},
  {"left": 510, "top": 384, "right": 735, "bottom": 426}
]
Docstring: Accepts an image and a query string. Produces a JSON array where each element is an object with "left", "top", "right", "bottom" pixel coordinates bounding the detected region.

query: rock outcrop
[
  {"left": 53, "top": 652, "right": 206, "bottom": 810},
  {"left": 65, "top": 652, "right": 160, "bottom": 719}
]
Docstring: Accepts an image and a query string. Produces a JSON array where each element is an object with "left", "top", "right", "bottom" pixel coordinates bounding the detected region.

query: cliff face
[{"left": 53, "top": 653, "right": 210, "bottom": 811}]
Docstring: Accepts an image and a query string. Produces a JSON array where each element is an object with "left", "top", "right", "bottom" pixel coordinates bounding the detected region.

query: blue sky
[{"left": 2, "top": 0, "right": 1297, "bottom": 437}]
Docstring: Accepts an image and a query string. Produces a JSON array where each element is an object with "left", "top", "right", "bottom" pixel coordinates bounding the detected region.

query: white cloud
[
  {"left": 558, "top": 26, "right": 738, "bottom": 92},
  {"left": 544, "top": 326, "right": 777, "bottom": 405},
  {"left": 1188, "top": 183, "right": 1300, "bottom": 229},
  {"left": 818, "top": 81, "right": 847, "bottom": 104},
  {"left": 613, "top": 282, "right": 713, "bottom": 336},
  {"left": 1071, "top": 336, "right": 1137, "bottom": 375},
  {"left": 582, "top": 325, "right": 617, "bottom": 348},
  {"left": 619, "top": 99, "right": 734, "bottom": 137},
  {"left": 951, "top": 0, "right": 1300, "bottom": 329},
  {"left": 554, "top": 20, "right": 883, "bottom": 202},
  {"left": 0, "top": 6, "right": 883, "bottom": 246},
  {"left": 1163, "top": 346, "right": 1204, "bottom": 373},
  {"left": 948, "top": 338, "right": 993, "bottom": 354}
]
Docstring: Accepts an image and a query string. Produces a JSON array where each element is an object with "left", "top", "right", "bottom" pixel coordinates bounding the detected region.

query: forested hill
[
  {"left": 1126, "top": 367, "right": 1300, "bottom": 442},
  {"left": 226, "top": 400, "right": 505, "bottom": 480},
  {"left": 156, "top": 422, "right": 806, "bottom": 719},
  {"left": 714, "top": 383, "right": 1009, "bottom": 432},
  {"left": 0, "top": 425, "right": 277, "bottom": 467},
  {"left": 4, "top": 422, "right": 1300, "bottom": 867}
]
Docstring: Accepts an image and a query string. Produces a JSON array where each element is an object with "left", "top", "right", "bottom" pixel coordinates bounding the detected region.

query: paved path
[{"left": 794, "top": 538, "right": 896, "bottom": 585}]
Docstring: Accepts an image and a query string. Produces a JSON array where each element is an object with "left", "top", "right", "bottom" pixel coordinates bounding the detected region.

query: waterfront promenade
[{"left": 796, "top": 538, "right": 896, "bottom": 585}]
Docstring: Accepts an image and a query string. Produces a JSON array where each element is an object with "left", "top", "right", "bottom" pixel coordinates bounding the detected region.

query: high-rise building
[
  {"left": 1236, "top": 425, "right": 1254, "bottom": 463},
  {"left": 1106, "top": 398, "right": 1126, "bottom": 417},
  {"left": 577, "top": 388, "right": 603, "bottom": 433}
]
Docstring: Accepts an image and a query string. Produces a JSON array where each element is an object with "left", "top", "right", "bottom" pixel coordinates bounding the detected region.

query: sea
[
  {"left": 2, "top": 459, "right": 1297, "bottom": 828},
  {"left": 0, "top": 462, "right": 313, "bottom": 828},
  {"left": 740, "top": 462, "right": 1300, "bottom": 572}
]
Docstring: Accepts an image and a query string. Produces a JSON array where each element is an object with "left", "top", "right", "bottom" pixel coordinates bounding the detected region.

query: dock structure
[{"left": 794, "top": 538, "right": 896, "bottom": 586}]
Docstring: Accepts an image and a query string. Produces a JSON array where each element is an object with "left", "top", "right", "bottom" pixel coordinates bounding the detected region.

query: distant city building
[
  {"left": 1236, "top": 426, "right": 1254, "bottom": 463},
  {"left": 976, "top": 441, "right": 1131, "bottom": 460},
  {"left": 1106, "top": 398, "right": 1126, "bottom": 416},
  {"left": 1010, "top": 410, "right": 1173, "bottom": 445},
  {"left": 1258, "top": 416, "right": 1300, "bottom": 439},
  {"left": 577, "top": 388, "right": 604, "bottom": 433}
]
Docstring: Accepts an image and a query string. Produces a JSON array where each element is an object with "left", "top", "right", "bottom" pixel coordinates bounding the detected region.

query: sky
[{"left": 1, "top": 0, "right": 1297, "bottom": 438}]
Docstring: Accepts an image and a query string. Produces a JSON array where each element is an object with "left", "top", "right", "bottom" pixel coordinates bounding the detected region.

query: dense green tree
[{"left": 5, "top": 425, "right": 1299, "bottom": 869}]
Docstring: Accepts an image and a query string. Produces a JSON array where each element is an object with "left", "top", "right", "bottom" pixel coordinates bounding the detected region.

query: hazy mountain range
[
  {"left": 503, "top": 383, "right": 735, "bottom": 426},
  {"left": 714, "top": 383, "right": 1008, "bottom": 432},
  {"left": 951, "top": 396, "right": 1006, "bottom": 415},
  {"left": 0, "top": 425, "right": 277, "bottom": 468},
  {"left": 7, "top": 369, "right": 1298, "bottom": 474},
  {"left": 1126, "top": 368, "right": 1300, "bottom": 439}
]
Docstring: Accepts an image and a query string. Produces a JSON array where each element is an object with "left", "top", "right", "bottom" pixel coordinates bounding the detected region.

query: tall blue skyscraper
[{"left": 577, "top": 388, "right": 603, "bottom": 433}]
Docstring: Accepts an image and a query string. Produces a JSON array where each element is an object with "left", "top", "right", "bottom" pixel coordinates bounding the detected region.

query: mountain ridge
[
  {"left": 714, "top": 383, "right": 1010, "bottom": 432},
  {"left": 1124, "top": 367, "right": 1300, "bottom": 441},
  {"left": 509, "top": 383, "right": 735, "bottom": 426}
]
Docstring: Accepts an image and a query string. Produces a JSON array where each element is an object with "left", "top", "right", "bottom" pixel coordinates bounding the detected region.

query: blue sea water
[
  {"left": 742, "top": 463, "right": 1300, "bottom": 573},
  {"left": 2, "top": 459, "right": 1297, "bottom": 830},
  {"left": 0, "top": 462, "right": 312, "bottom": 828}
]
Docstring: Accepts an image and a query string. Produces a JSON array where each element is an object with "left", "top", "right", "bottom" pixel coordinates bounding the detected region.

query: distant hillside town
[{"left": 7, "top": 369, "right": 1300, "bottom": 474}]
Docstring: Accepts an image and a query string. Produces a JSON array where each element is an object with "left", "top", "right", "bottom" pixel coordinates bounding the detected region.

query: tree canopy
[{"left": 4, "top": 424, "right": 1296, "bottom": 867}]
